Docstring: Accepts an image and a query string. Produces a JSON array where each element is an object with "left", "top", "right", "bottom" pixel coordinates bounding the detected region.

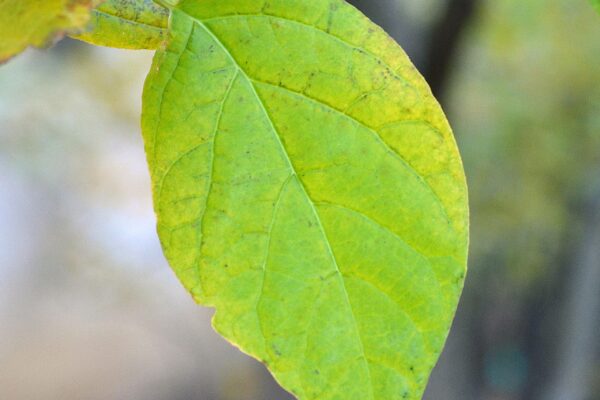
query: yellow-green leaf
[
  {"left": 0, "top": 0, "right": 100, "bottom": 63},
  {"left": 142, "top": 0, "right": 469, "bottom": 399},
  {"left": 72, "top": 0, "right": 169, "bottom": 50}
]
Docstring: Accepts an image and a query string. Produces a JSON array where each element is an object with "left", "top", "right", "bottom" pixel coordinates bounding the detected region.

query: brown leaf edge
[{"left": 0, "top": 0, "right": 105, "bottom": 64}]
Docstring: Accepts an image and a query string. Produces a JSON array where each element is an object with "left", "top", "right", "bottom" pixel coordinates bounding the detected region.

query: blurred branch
[
  {"left": 350, "top": 0, "right": 480, "bottom": 102},
  {"left": 346, "top": 0, "right": 422, "bottom": 60},
  {"left": 541, "top": 187, "right": 600, "bottom": 400},
  {"left": 346, "top": 0, "right": 402, "bottom": 38},
  {"left": 422, "top": 0, "right": 480, "bottom": 101}
]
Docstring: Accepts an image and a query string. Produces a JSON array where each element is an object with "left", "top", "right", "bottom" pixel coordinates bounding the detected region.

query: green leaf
[
  {"left": 72, "top": 0, "right": 169, "bottom": 50},
  {"left": 592, "top": 0, "right": 600, "bottom": 14},
  {"left": 0, "top": 0, "right": 100, "bottom": 63},
  {"left": 142, "top": 0, "right": 469, "bottom": 399}
]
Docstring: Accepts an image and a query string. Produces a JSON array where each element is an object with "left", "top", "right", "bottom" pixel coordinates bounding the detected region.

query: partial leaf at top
[
  {"left": 72, "top": 0, "right": 170, "bottom": 50},
  {"left": 592, "top": 0, "right": 600, "bottom": 14},
  {"left": 142, "top": 0, "right": 469, "bottom": 399},
  {"left": 0, "top": 0, "right": 101, "bottom": 63}
]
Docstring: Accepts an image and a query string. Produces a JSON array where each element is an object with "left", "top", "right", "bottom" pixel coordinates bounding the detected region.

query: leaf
[
  {"left": 141, "top": 0, "right": 469, "bottom": 399},
  {"left": 592, "top": 0, "right": 600, "bottom": 14},
  {"left": 72, "top": 0, "right": 169, "bottom": 50},
  {"left": 0, "top": 0, "right": 101, "bottom": 63}
]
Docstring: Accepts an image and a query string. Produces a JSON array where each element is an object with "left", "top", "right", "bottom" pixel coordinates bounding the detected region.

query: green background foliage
[
  {"left": 451, "top": 0, "right": 600, "bottom": 289},
  {"left": 142, "top": 1, "right": 468, "bottom": 398}
]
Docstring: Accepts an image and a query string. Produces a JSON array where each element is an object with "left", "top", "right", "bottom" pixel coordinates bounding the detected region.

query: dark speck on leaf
[{"left": 272, "top": 345, "right": 282, "bottom": 356}]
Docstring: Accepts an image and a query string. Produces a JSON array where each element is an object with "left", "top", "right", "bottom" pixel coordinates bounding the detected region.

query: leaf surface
[
  {"left": 73, "top": 0, "right": 169, "bottom": 49},
  {"left": 0, "top": 0, "right": 100, "bottom": 63},
  {"left": 142, "top": 1, "right": 469, "bottom": 399},
  {"left": 592, "top": 0, "right": 600, "bottom": 14}
]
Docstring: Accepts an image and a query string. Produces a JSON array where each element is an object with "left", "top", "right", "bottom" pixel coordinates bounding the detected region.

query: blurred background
[{"left": 0, "top": 0, "right": 599, "bottom": 399}]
